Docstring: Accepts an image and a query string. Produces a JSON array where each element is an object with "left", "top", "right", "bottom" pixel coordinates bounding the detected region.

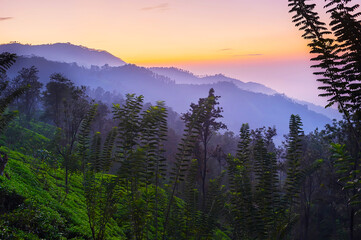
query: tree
[
  {"left": 227, "top": 123, "right": 262, "bottom": 239},
  {"left": 77, "top": 104, "right": 122, "bottom": 240},
  {"left": 182, "top": 88, "right": 227, "bottom": 207},
  {"left": 11, "top": 66, "right": 42, "bottom": 122},
  {"left": 0, "top": 52, "right": 28, "bottom": 175},
  {"left": 140, "top": 101, "right": 168, "bottom": 239},
  {"left": 289, "top": 1, "right": 361, "bottom": 238},
  {"left": 43, "top": 73, "right": 88, "bottom": 126},
  {"left": 227, "top": 125, "right": 294, "bottom": 240},
  {"left": 288, "top": 0, "right": 361, "bottom": 118},
  {"left": 112, "top": 94, "right": 146, "bottom": 239},
  {"left": 163, "top": 95, "right": 205, "bottom": 238},
  {"left": 284, "top": 115, "right": 303, "bottom": 213},
  {"left": 45, "top": 73, "right": 90, "bottom": 193}
]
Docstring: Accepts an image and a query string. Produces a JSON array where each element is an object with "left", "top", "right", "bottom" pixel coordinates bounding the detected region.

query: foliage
[
  {"left": 284, "top": 114, "right": 303, "bottom": 210},
  {"left": 288, "top": 0, "right": 361, "bottom": 116},
  {"left": 0, "top": 53, "right": 29, "bottom": 135},
  {"left": 182, "top": 88, "right": 227, "bottom": 206},
  {"left": 289, "top": 1, "right": 361, "bottom": 239},
  {"left": 332, "top": 143, "right": 361, "bottom": 209},
  {"left": 43, "top": 74, "right": 91, "bottom": 193},
  {"left": 11, "top": 66, "right": 43, "bottom": 122},
  {"left": 1, "top": 51, "right": 359, "bottom": 239}
]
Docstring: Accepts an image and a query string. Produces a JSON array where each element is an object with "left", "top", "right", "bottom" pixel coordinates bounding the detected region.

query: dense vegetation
[{"left": 0, "top": 0, "right": 360, "bottom": 239}]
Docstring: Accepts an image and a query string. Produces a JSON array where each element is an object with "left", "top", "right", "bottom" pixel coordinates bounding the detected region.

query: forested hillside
[
  {"left": 3, "top": 55, "right": 331, "bottom": 141},
  {"left": 0, "top": 0, "right": 360, "bottom": 239}
]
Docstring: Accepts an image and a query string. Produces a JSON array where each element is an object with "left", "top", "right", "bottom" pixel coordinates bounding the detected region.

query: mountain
[
  {"left": 0, "top": 42, "right": 126, "bottom": 67},
  {"left": 5, "top": 56, "right": 332, "bottom": 143},
  {"left": 293, "top": 99, "right": 341, "bottom": 121},
  {"left": 0, "top": 43, "right": 339, "bottom": 120},
  {"left": 150, "top": 67, "right": 341, "bottom": 120},
  {"left": 150, "top": 67, "right": 278, "bottom": 95}
]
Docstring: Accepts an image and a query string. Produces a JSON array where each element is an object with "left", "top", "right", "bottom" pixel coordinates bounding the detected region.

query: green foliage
[
  {"left": 285, "top": 114, "right": 303, "bottom": 208},
  {"left": 289, "top": 2, "right": 361, "bottom": 238},
  {"left": 198, "top": 172, "right": 227, "bottom": 239},
  {"left": 182, "top": 159, "right": 201, "bottom": 239},
  {"left": 182, "top": 88, "right": 227, "bottom": 206},
  {"left": 227, "top": 124, "right": 256, "bottom": 239},
  {"left": 2, "top": 121, "right": 52, "bottom": 155},
  {"left": 101, "top": 127, "right": 117, "bottom": 172},
  {"left": 0, "top": 147, "right": 90, "bottom": 239},
  {"left": 83, "top": 172, "right": 122, "bottom": 240},
  {"left": 0, "top": 143, "right": 128, "bottom": 240},
  {"left": 332, "top": 143, "right": 361, "bottom": 208},
  {"left": 0, "top": 53, "right": 29, "bottom": 135},
  {"left": 1, "top": 56, "right": 359, "bottom": 240},
  {"left": 163, "top": 92, "right": 206, "bottom": 236},
  {"left": 140, "top": 101, "right": 168, "bottom": 239},
  {"left": 77, "top": 104, "right": 99, "bottom": 172},
  {"left": 227, "top": 124, "right": 301, "bottom": 240}
]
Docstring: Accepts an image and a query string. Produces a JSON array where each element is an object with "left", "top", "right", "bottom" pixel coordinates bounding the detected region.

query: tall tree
[
  {"left": 113, "top": 94, "right": 146, "bottom": 239},
  {"left": 182, "top": 88, "right": 227, "bottom": 206},
  {"left": 140, "top": 101, "right": 168, "bottom": 239},
  {"left": 11, "top": 66, "right": 42, "bottom": 122},
  {"left": 228, "top": 125, "right": 295, "bottom": 240},
  {"left": 45, "top": 73, "right": 90, "bottom": 193},
  {"left": 285, "top": 115, "right": 303, "bottom": 213}
]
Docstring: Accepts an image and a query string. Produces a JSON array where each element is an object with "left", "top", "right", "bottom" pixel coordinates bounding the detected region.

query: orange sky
[{"left": 0, "top": 0, "right": 331, "bottom": 105}]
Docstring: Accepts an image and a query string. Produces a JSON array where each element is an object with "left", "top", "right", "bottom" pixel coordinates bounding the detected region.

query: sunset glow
[{"left": 0, "top": 0, "right": 329, "bottom": 105}]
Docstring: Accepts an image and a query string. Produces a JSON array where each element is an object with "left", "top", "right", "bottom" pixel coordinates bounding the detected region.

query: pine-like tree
[
  {"left": 182, "top": 88, "right": 227, "bottom": 207},
  {"left": 285, "top": 115, "right": 303, "bottom": 212}
]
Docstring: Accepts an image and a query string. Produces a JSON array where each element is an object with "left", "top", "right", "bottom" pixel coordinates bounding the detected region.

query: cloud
[
  {"left": 0, "top": 17, "right": 13, "bottom": 21},
  {"left": 219, "top": 48, "right": 232, "bottom": 52},
  {"left": 141, "top": 3, "right": 169, "bottom": 11},
  {"left": 233, "top": 54, "right": 263, "bottom": 57}
]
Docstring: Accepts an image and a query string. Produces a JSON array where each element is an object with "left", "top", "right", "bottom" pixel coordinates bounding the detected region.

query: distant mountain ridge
[
  {"left": 4, "top": 55, "right": 332, "bottom": 144},
  {"left": 0, "top": 43, "right": 340, "bottom": 139},
  {"left": 150, "top": 67, "right": 340, "bottom": 120},
  {"left": 0, "top": 42, "right": 126, "bottom": 67},
  {"left": 150, "top": 67, "right": 278, "bottom": 95}
]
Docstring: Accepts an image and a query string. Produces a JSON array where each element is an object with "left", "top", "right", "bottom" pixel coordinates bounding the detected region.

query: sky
[{"left": 0, "top": 0, "right": 332, "bottom": 106}]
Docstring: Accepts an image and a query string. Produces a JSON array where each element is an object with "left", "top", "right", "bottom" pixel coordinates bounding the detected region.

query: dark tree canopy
[{"left": 12, "top": 66, "right": 42, "bottom": 121}]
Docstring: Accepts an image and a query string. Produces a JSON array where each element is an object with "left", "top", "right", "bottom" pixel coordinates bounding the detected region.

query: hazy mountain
[
  {"left": 293, "top": 99, "right": 341, "bottom": 121},
  {"left": 5, "top": 56, "right": 332, "bottom": 143},
  {"left": 0, "top": 42, "right": 126, "bottom": 68},
  {"left": 150, "top": 67, "right": 278, "bottom": 95},
  {"left": 150, "top": 67, "right": 341, "bottom": 120}
]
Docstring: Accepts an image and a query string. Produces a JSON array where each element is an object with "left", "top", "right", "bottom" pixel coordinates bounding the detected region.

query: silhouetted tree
[
  {"left": 182, "top": 88, "right": 227, "bottom": 207},
  {"left": 11, "top": 66, "right": 42, "bottom": 122},
  {"left": 45, "top": 73, "right": 90, "bottom": 193},
  {"left": 289, "top": 1, "right": 361, "bottom": 238}
]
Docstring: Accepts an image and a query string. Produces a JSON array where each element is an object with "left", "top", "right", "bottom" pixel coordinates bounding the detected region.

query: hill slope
[{"left": 0, "top": 121, "right": 124, "bottom": 239}]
